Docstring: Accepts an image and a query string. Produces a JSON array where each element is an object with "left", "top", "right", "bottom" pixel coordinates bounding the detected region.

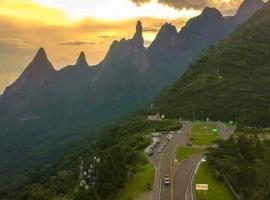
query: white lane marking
[{"left": 185, "top": 156, "right": 202, "bottom": 200}]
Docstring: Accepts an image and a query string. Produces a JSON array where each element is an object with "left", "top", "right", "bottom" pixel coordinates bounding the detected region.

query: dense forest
[
  {"left": 207, "top": 134, "right": 270, "bottom": 200},
  {"left": 155, "top": 2, "right": 270, "bottom": 127},
  {"left": 4, "top": 114, "right": 181, "bottom": 200}
]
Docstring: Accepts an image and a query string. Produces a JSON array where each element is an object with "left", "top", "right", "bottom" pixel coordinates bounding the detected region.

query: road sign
[{"left": 196, "top": 184, "right": 208, "bottom": 191}]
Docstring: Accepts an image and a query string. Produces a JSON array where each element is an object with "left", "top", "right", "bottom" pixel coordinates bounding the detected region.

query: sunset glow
[{"left": 0, "top": 0, "right": 247, "bottom": 92}]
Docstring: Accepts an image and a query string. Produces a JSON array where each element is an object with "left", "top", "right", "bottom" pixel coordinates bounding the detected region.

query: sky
[{"left": 0, "top": 0, "right": 246, "bottom": 93}]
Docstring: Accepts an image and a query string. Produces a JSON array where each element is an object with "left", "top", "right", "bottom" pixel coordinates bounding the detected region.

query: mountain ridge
[
  {"left": 0, "top": 0, "right": 266, "bottom": 194},
  {"left": 155, "top": 1, "right": 270, "bottom": 127}
]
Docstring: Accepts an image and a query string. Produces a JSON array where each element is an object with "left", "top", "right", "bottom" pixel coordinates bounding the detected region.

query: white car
[{"left": 164, "top": 174, "right": 170, "bottom": 185}]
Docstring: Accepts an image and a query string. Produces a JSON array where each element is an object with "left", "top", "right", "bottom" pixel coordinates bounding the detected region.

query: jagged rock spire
[
  {"left": 76, "top": 51, "right": 89, "bottom": 67},
  {"left": 132, "top": 20, "right": 144, "bottom": 46}
]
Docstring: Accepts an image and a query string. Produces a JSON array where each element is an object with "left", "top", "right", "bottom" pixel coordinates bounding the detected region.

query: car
[
  {"left": 145, "top": 148, "right": 153, "bottom": 156},
  {"left": 158, "top": 149, "right": 162, "bottom": 153},
  {"left": 166, "top": 134, "right": 173, "bottom": 140},
  {"left": 164, "top": 174, "right": 170, "bottom": 185}
]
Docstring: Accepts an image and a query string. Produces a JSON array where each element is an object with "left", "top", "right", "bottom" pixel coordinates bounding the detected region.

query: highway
[
  {"left": 150, "top": 122, "right": 192, "bottom": 200},
  {"left": 149, "top": 121, "right": 234, "bottom": 200},
  {"left": 174, "top": 153, "right": 203, "bottom": 200}
]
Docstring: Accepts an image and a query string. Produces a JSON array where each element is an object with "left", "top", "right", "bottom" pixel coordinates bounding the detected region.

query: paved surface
[
  {"left": 216, "top": 122, "right": 235, "bottom": 140},
  {"left": 149, "top": 121, "right": 235, "bottom": 200},
  {"left": 174, "top": 153, "right": 203, "bottom": 200},
  {"left": 150, "top": 122, "right": 193, "bottom": 200},
  {"left": 173, "top": 122, "right": 235, "bottom": 200}
]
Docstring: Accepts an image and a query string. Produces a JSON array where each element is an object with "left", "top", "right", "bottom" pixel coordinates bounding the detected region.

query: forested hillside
[{"left": 156, "top": 2, "right": 270, "bottom": 127}]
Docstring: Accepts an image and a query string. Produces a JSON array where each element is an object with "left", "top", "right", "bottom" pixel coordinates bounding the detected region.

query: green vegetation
[
  {"left": 155, "top": 3, "right": 270, "bottom": 127},
  {"left": 190, "top": 123, "right": 218, "bottom": 145},
  {"left": 11, "top": 116, "right": 181, "bottom": 200},
  {"left": 207, "top": 135, "right": 270, "bottom": 199},
  {"left": 194, "top": 162, "right": 235, "bottom": 200},
  {"left": 111, "top": 162, "right": 154, "bottom": 200},
  {"left": 176, "top": 147, "right": 203, "bottom": 163}
]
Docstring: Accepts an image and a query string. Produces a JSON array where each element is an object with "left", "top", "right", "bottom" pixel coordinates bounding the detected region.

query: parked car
[{"left": 145, "top": 148, "right": 153, "bottom": 156}]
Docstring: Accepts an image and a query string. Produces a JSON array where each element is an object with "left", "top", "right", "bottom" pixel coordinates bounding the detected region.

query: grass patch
[
  {"left": 190, "top": 123, "right": 218, "bottom": 145},
  {"left": 176, "top": 147, "right": 203, "bottom": 163},
  {"left": 194, "top": 162, "right": 235, "bottom": 200},
  {"left": 111, "top": 162, "right": 155, "bottom": 200}
]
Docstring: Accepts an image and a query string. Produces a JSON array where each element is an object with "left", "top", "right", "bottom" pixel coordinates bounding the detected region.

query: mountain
[
  {"left": 0, "top": 22, "right": 155, "bottom": 191},
  {"left": 100, "top": 21, "right": 149, "bottom": 71},
  {"left": 148, "top": 0, "right": 265, "bottom": 83},
  {"left": 0, "top": 0, "right": 265, "bottom": 194},
  {"left": 155, "top": 2, "right": 270, "bottom": 127},
  {"left": 232, "top": 0, "right": 264, "bottom": 24},
  {"left": 75, "top": 51, "right": 90, "bottom": 67},
  {"left": 0, "top": 48, "right": 56, "bottom": 117},
  {"left": 3, "top": 48, "right": 55, "bottom": 96}
]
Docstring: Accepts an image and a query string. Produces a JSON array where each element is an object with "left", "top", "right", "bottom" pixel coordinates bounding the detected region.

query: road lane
[
  {"left": 173, "top": 122, "right": 235, "bottom": 200},
  {"left": 150, "top": 122, "right": 193, "bottom": 200},
  {"left": 216, "top": 122, "right": 235, "bottom": 140},
  {"left": 173, "top": 153, "right": 203, "bottom": 200}
]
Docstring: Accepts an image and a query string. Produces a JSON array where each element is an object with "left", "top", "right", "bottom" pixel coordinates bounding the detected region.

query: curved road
[
  {"left": 149, "top": 121, "right": 234, "bottom": 200},
  {"left": 173, "top": 122, "right": 235, "bottom": 200},
  {"left": 150, "top": 122, "right": 192, "bottom": 200},
  {"left": 174, "top": 153, "right": 203, "bottom": 200}
]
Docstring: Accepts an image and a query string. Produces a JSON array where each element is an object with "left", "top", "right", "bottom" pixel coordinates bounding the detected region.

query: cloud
[
  {"left": 0, "top": 38, "right": 34, "bottom": 49},
  {"left": 131, "top": 0, "right": 242, "bottom": 14},
  {"left": 144, "top": 26, "right": 159, "bottom": 32},
  {"left": 58, "top": 40, "right": 96, "bottom": 46},
  {"left": 98, "top": 35, "right": 115, "bottom": 39},
  {"left": 132, "top": 0, "right": 151, "bottom": 5}
]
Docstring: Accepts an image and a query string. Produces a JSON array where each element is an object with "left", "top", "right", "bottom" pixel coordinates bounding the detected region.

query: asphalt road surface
[
  {"left": 173, "top": 153, "right": 203, "bottom": 200},
  {"left": 216, "top": 122, "right": 235, "bottom": 140},
  {"left": 173, "top": 122, "right": 235, "bottom": 200},
  {"left": 150, "top": 122, "right": 193, "bottom": 200},
  {"left": 149, "top": 121, "right": 234, "bottom": 200}
]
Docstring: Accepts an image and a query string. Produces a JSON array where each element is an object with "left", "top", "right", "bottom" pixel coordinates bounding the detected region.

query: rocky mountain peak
[
  {"left": 148, "top": 23, "right": 178, "bottom": 53},
  {"left": 132, "top": 20, "right": 144, "bottom": 46},
  {"left": 3, "top": 48, "right": 55, "bottom": 96},
  {"left": 76, "top": 51, "right": 89, "bottom": 67},
  {"left": 35, "top": 47, "right": 47, "bottom": 60},
  {"left": 201, "top": 7, "right": 223, "bottom": 19},
  {"left": 233, "top": 0, "right": 264, "bottom": 24}
]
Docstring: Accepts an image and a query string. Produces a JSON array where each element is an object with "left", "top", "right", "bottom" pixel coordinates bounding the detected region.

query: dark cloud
[{"left": 58, "top": 40, "right": 96, "bottom": 46}]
